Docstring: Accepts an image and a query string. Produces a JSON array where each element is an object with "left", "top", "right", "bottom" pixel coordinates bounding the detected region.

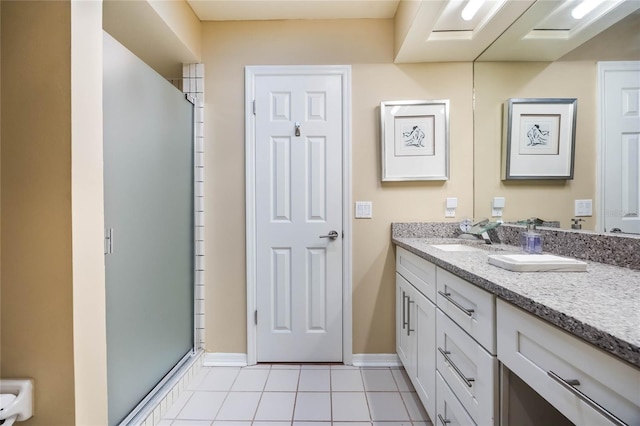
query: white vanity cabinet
[
  {"left": 435, "top": 268, "right": 498, "bottom": 426},
  {"left": 396, "top": 247, "right": 497, "bottom": 425},
  {"left": 396, "top": 248, "right": 437, "bottom": 422},
  {"left": 396, "top": 241, "right": 640, "bottom": 426},
  {"left": 497, "top": 300, "right": 640, "bottom": 426}
]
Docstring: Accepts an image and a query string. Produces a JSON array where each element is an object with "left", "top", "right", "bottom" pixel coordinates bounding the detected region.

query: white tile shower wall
[{"left": 183, "top": 63, "right": 206, "bottom": 350}]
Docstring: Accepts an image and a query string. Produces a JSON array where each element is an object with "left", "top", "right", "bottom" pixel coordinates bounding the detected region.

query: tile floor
[{"left": 159, "top": 364, "right": 433, "bottom": 426}]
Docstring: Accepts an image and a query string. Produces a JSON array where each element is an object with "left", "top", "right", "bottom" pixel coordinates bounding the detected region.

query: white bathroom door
[
  {"left": 601, "top": 62, "right": 640, "bottom": 233},
  {"left": 254, "top": 71, "right": 344, "bottom": 362}
]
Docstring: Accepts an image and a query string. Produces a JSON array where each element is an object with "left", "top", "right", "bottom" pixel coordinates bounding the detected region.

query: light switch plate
[
  {"left": 575, "top": 199, "right": 593, "bottom": 217},
  {"left": 355, "top": 201, "right": 372, "bottom": 219},
  {"left": 492, "top": 197, "right": 505, "bottom": 217}
]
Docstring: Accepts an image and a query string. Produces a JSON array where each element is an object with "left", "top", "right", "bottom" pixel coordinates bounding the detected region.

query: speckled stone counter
[
  {"left": 391, "top": 235, "right": 640, "bottom": 368},
  {"left": 496, "top": 224, "right": 640, "bottom": 270}
]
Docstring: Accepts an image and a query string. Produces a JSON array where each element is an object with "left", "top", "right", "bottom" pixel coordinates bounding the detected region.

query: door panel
[
  {"left": 603, "top": 64, "right": 640, "bottom": 233},
  {"left": 256, "top": 73, "right": 343, "bottom": 362}
]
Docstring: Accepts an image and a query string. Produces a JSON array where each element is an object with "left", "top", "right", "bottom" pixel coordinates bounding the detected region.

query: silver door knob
[{"left": 319, "top": 230, "right": 339, "bottom": 240}]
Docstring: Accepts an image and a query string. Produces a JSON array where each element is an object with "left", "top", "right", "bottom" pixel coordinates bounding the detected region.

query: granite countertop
[{"left": 392, "top": 236, "right": 640, "bottom": 368}]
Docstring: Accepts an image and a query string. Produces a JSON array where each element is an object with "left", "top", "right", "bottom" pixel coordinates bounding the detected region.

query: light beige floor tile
[
  {"left": 332, "top": 392, "right": 370, "bottom": 422},
  {"left": 230, "top": 369, "right": 269, "bottom": 391},
  {"left": 197, "top": 368, "right": 240, "bottom": 391},
  {"left": 391, "top": 368, "right": 414, "bottom": 392},
  {"left": 367, "top": 392, "right": 410, "bottom": 422},
  {"left": 331, "top": 369, "right": 364, "bottom": 392},
  {"left": 298, "top": 369, "right": 330, "bottom": 391},
  {"left": 215, "top": 392, "right": 261, "bottom": 421},
  {"left": 362, "top": 369, "right": 399, "bottom": 392},
  {"left": 254, "top": 392, "right": 296, "bottom": 421},
  {"left": 401, "top": 392, "right": 430, "bottom": 422},
  {"left": 293, "top": 392, "right": 331, "bottom": 421},
  {"left": 265, "top": 369, "right": 300, "bottom": 392},
  {"left": 177, "top": 392, "right": 226, "bottom": 420}
]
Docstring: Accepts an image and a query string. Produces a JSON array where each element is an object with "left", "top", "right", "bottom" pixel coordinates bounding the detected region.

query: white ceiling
[
  {"left": 185, "top": 0, "right": 640, "bottom": 62},
  {"left": 186, "top": 0, "right": 401, "bottom": 21}
]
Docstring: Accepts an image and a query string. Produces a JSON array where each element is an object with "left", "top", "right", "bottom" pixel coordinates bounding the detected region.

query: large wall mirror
[{"left": 472, "top": 9, "right": 640, "bottom": 233}]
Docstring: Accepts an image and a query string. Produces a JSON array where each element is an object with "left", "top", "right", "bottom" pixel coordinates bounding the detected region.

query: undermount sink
[
  {"left": 430, "top": 244, "right": 482, "bottom": 252},
  {"left": 488, "top": 254, "right": 587, "bottom": 272}
]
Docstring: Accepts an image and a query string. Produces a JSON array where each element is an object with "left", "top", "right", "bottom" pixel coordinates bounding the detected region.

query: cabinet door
[
  {"left": 397, "top": 247, "right": 437, "bottom": 303},
  {"left": 497, "top": 300, "right": 640, "bottom": 426},
  {"left": 436, "top": 268, "right": 495, "bottom": 354},
  {"left": 397, "top": 273, "right": 416, "bottom": 377},
  {"left": 436, "top": 372, "right": 476, "bottom": 426},
  {"left": 414, "top": 289, "right": 436, "bottom": 423},
  {"left": 437, "top": 310, "right": 497, "bottom": 426}
]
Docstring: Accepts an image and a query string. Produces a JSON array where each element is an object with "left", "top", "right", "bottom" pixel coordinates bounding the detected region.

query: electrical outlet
[
  {"left": 492, "top": 197, "right": 505, "bottom": 217},
  {"left": 445, "top": 197, "right": 457, "bottom": 217}
]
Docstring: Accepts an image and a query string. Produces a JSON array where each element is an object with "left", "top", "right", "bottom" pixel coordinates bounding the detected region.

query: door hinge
[
  {"left": 254, "top": 310, "right": 258, "bottom": 325},
  {"left": 253, "top": 100, "right": 256, "bottom": 115},
  {"left": 104, "top": 228, "right": 114, "bottom": 255}
]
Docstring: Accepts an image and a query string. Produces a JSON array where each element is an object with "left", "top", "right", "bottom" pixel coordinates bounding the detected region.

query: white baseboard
[
  {"left": 351, "top": 353, "right": 402, "bottom": 367},
  {"left": 202, "top": 352, "right": 400, "bottom": 368},
  {"left": 204, "top": 352, "right": 248, "bottom": 367}
]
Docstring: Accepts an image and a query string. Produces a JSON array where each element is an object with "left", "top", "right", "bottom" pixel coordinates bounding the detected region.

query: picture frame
[
  {"left": 380, "top": 100, "right": 449, "bottom": 181},
  {"left": 502, "top": 98, "right": 577, "bottom": 180}
]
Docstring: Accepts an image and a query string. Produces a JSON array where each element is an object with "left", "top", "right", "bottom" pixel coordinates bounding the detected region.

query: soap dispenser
[{"left": 521, "top": 218, "right": 543, "bottom": 254}]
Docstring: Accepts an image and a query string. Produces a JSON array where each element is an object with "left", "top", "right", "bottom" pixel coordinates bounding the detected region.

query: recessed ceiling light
[
  {"left": 571, "top": 0, "right": 604, "bottom": 19},
  {"left": 461, "top": 0, "right": 486, "bottom": 21}
]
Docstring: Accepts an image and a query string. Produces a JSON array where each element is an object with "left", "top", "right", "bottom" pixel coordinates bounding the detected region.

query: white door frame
[
  {"left": 596, "top": 61, "right": 640, "bottom": 232},
  {"left": 245, "top": 65, "right": 353, "bottom": 365}
]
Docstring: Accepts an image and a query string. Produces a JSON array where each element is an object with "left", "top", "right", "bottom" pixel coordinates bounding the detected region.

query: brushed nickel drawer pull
[
  {"left": 547, "top": 370, "right": 626, "bottom": 426},
  {"left": 407, "top": 298, "right": 415, "bottom": 336},
  {"left": 437, "top": 414, "right": 451, "bottom": 425},
  {"left": 402, "top": 291, "right": 407, "bottom": 330},
  {"left": 438, "top": 291, "right": 474, "bottom": 317},
  {"left": 438, "top": 347, "right": 475, "bottom": 388}
]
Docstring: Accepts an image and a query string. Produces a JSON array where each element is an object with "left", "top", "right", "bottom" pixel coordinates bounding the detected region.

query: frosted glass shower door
[{"left": 103, "top": 33, "right": 194, "bottom": 426}]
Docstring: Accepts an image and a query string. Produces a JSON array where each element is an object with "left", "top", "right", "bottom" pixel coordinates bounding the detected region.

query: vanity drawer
[
  {"left": 436, "top": 371, "right": 476, "bottom": 426},
  {"left": 436, "top": 268, "right": 495, "bottom": 353},
  {"left": 397, "top": 247, "right": 437, "bottom": 303},
  {"left": 497, "top": 300, "right": 640, "bottom": 426},
  {"left": 436, "top": 309, "right": 498, "bottom": 426}
]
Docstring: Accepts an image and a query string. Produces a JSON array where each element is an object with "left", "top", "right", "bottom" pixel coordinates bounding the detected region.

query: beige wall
[
  {"left": 202, "top": 19, "right": 474, "bottom": 354},
  {"left": 473, "top": 61, "right": 599, "bottom": 229},
  {"left": 103, "top": 0, "right": 201, "bottom": 78},
  {"left": 71, "top": 1, "right": 109, "bottom": 424},
  {"left": 1, "top": 1, "right": 76, "bottom": 424}
]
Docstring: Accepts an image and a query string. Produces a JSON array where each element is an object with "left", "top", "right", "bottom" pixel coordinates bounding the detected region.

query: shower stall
[{"left": 103, "top": 32, "right": 195, "bottom": 426}]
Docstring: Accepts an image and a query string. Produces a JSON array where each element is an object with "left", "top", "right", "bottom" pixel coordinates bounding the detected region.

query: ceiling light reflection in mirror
[{"left": 429, "top": 0, "right": 508, "bottom": 40}]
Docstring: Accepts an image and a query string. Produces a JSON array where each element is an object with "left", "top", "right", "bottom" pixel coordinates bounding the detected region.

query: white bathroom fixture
[
  {"left": 0, "top": 379, "right": 34, "bottom": 426},
  {"left": 488, "top": 254, "right": 587, "bottom": 272}
]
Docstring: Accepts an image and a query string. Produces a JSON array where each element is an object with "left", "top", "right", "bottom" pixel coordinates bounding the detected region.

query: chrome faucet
[{"left": 465, "top": 219, "right": 502, "bottom": 244}]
